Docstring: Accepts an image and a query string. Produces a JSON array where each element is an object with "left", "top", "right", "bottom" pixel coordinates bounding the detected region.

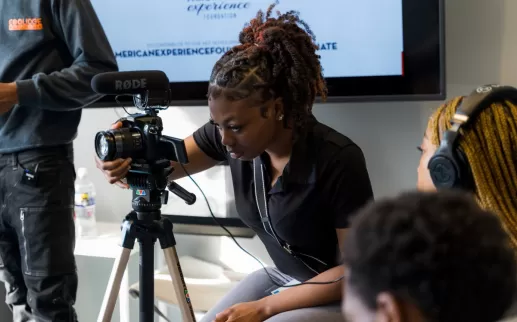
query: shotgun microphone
[
  {"left": 91, "top": 70, "right": 171, "bottom": 108},
  {"left": 91, "top": 70, "right": 170, "bottom": 95}
]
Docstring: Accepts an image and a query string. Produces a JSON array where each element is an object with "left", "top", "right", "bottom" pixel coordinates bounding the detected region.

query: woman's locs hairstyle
[{"left": 207, "top": 1, "right": 328, "bottom": 129}]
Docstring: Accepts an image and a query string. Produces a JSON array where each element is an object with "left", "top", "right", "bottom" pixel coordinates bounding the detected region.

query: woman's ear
[{"left": 273, "top": 97, "right": 284, "bottom": 121}]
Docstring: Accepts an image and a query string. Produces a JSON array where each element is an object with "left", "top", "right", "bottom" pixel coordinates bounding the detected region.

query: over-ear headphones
[{"left": 428, "top": 84, "right": 517, "bottom": 190}]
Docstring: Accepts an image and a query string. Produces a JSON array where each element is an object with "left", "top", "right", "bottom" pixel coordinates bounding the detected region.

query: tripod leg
[
  {"left": 97, "top": 248, "right": 132, "bottom": 322},
  {"left": 163, "top": 247, "right": 197, "bottom": 322},
  {"left": 158, "top": 217, "right": 197, "bottom": 322},
  {"left": 98, "top": 219, "right": 136, "bottom": 322}
]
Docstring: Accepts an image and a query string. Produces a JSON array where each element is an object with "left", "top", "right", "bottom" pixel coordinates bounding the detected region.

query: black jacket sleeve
[
  {"left": 329, "top": 144, "right": 375, "bottom": 228},
  {"left": 15, "top": 0, "right": 118, "bottom": 111}
]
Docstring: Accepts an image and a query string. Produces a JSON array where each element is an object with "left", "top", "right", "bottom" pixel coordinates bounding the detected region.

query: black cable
[{"left": 178, "top": 163, "right": 344, "bottom": 288}]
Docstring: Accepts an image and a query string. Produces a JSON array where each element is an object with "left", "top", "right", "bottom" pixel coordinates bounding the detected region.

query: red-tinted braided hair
[{"left": 207, "top": 2, "right": 327, "bottom": 129}]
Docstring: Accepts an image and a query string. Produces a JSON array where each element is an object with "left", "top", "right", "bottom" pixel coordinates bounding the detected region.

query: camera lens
[
  {"left": 94, "top": 131, "right": 115, "bottom": 161},
  {"left": 94, "top": 128, "right": 143, "bottom": 161}
]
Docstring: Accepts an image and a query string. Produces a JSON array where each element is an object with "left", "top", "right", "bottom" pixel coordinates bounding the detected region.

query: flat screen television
[{"left": 88, "top": 0, "right": 445, "bottom": 107}]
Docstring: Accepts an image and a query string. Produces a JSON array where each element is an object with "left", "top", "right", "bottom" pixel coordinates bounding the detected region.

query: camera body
[
  {"left": 95, "top": 110, "right": 188, "bottom": 166},
  {"left": 95, "top": 109, "right": 193, "bottom": 214}
]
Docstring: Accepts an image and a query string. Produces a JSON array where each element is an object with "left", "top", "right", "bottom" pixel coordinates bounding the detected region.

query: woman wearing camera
[{"left": 96, "top": 4, "right": 374, "bottom": 322}]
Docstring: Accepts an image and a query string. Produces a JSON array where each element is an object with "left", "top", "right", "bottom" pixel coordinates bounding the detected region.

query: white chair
[{"left": 129, "top": 256, "right": 247, "bottom": 318}]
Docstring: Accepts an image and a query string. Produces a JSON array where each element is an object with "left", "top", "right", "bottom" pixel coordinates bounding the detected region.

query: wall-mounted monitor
[{"left": 88, "top": 0, "right": 445, "bottom": 107}]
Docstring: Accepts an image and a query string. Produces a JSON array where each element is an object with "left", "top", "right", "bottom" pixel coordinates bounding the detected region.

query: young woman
[
  {"left": 96, "top": 4, "right": 374, "bottom": 322},
  {"left": 417, "top": 90, "right": 517, "bottom": 248}
]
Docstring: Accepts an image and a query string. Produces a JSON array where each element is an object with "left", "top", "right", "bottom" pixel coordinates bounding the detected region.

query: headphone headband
[
  {"left": 427, "top": 84, "right": 517, "bottom": 190},
  {"left": 454, "top": 84, "right": 517, "bottom": 128}
]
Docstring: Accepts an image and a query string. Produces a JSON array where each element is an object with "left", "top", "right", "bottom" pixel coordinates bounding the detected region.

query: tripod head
[{"left": 126, "top": 159, "right": 196, "bottom": 222}]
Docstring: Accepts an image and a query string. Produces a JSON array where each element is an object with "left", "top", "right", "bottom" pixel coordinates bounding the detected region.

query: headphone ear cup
[
  {"left": 455, "top": 147, "right": 475, "bottom": 191},
  {"left": 428, "top": 152, "right": 459, "bottom": 189}
]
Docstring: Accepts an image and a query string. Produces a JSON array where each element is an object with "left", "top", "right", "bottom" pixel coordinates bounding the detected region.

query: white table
[{"left": 74, "top": 222, "right": 139, "bottom": 322}]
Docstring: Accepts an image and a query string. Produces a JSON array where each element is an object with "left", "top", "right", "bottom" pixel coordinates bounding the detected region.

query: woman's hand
[
  {"left": 94, "top": 121, "right": 132, "bottom": 189},
  {"left": 214, "top": 300, "right": 271, "bottom": 322}
]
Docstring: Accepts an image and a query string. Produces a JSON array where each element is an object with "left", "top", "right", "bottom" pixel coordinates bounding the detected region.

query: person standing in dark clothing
[{"left": 0, "top": 0, "right": 118, "bottom": 321}]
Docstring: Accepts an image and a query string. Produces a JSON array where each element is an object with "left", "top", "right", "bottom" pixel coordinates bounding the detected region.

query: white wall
[
  {"left": 501, "top": 0, "right": 517, "bottom": 85},
  {"left": 2, "top": 0, "right": 515, "bottom": 321}
]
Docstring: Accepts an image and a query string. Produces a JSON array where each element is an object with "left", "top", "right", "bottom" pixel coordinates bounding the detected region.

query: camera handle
[{"left": 97, "top": 169, "right": 197, "bottom": 322}]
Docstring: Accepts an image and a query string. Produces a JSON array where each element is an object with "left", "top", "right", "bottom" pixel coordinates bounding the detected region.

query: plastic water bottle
[{"left": 74, "top": 167, "right": 98, "bottom": 237}]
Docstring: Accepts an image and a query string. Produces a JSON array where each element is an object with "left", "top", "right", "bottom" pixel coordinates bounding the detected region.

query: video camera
[{"left": 91, "top": 70, "right": 196, "bottom": 211}]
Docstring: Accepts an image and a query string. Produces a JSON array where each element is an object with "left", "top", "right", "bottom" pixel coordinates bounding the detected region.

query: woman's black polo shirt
[{"left": 193, "top": 116, "right": 374, "bottom": 281}]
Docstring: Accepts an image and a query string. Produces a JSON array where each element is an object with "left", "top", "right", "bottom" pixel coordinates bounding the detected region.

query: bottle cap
[{"left": 77, "top": 167, "right": 88, "bottom": 179}]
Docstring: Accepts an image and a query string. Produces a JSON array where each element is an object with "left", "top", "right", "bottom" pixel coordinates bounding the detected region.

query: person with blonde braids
[{"left": 417, "top": 85, "right": 517, "bottom": 248}]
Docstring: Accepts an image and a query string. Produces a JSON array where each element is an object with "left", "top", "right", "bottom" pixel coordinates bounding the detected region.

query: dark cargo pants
[{"left": 0, "top": 144, "right": 78, "bottom": 322}]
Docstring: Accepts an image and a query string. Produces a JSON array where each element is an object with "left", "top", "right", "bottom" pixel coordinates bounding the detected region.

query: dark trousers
[{"left": 0, "top": 144, "right": 78, "bottom": 322}]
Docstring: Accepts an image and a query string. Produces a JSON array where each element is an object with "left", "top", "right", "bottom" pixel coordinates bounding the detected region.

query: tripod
[{"left": 97, "top": 161, "right": 197, "bottom": 322}]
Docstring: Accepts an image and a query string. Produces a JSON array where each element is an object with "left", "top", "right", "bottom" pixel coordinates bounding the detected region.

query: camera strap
[
  {"left": 253, "top": 157, "right": 295, "bottom": 254},
  {"left": 253, "top": 157, "right": 329, "bottom": 274}
]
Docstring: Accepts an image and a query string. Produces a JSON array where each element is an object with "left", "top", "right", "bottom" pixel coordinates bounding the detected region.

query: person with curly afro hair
[{"left": 342, "top": 190, "right": 516, "bottom": 322}]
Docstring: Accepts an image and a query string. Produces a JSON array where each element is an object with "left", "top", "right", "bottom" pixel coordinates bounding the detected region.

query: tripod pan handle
[{"left": 167, "top": 181, "right": 196, "bottom": 205}]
